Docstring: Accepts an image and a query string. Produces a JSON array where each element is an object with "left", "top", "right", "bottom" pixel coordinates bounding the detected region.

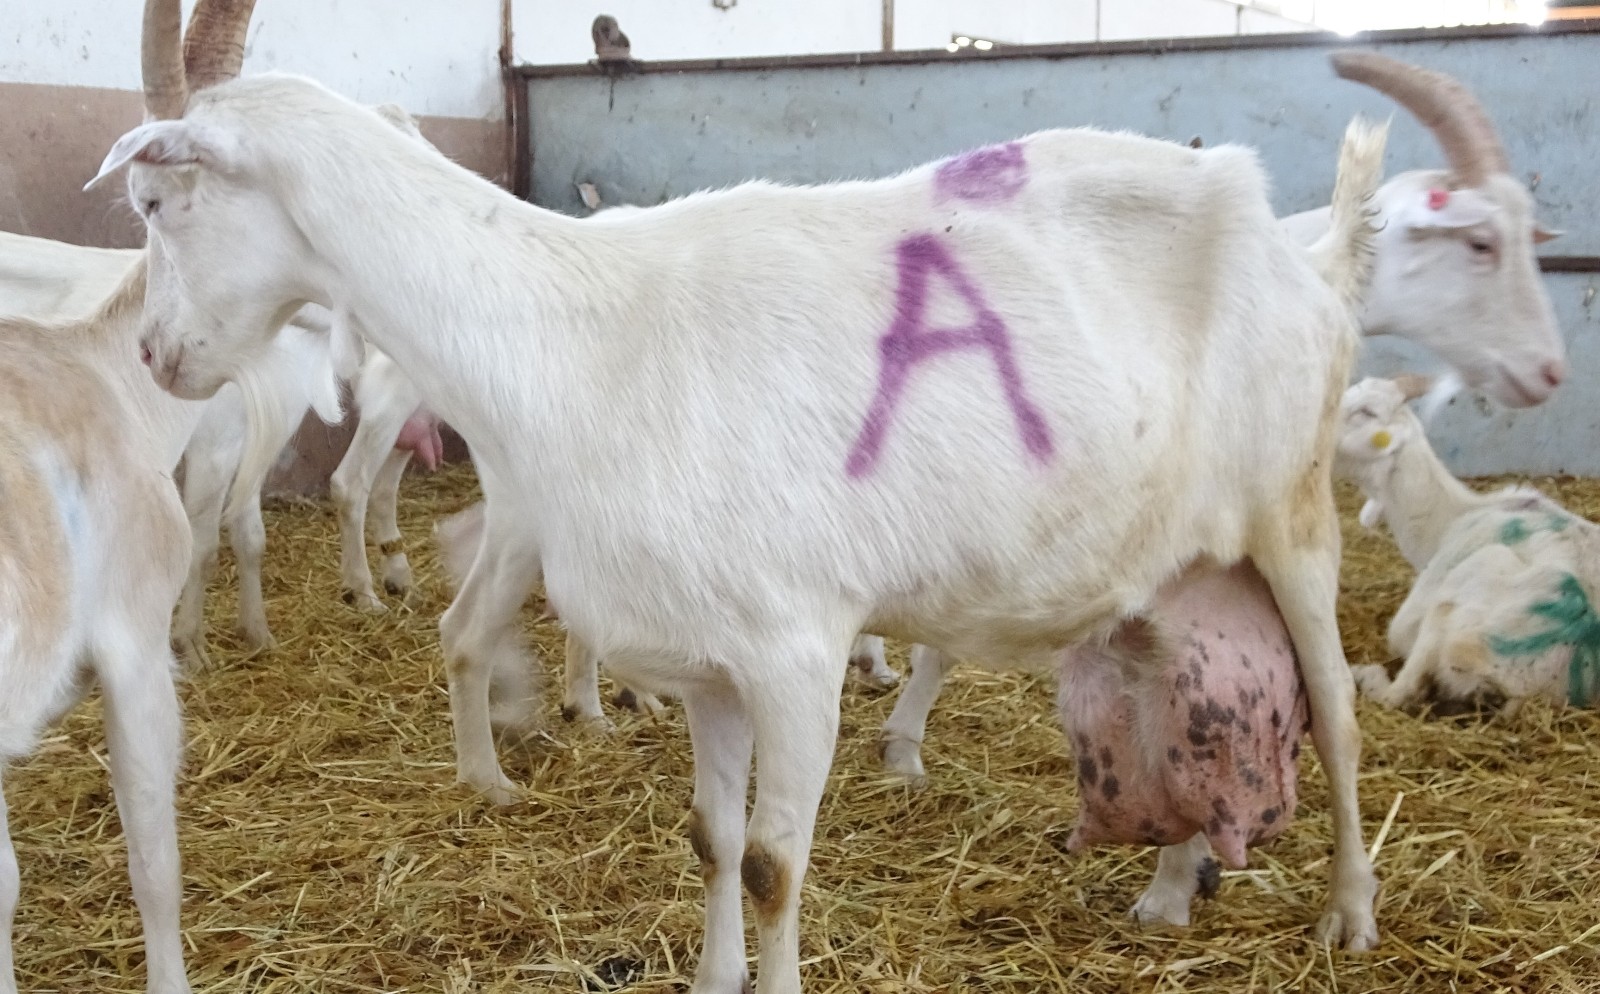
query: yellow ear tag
[{"left": 1370, "top": 430, "right": 1391, "bottom": 450}]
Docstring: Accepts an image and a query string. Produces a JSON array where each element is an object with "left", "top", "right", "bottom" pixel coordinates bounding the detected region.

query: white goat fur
[
  {"left": 0, "top": 261, "right": 195, "bottom": 993},
  {"left": 109, "top": 72, "right": 1385, "bottom": 986},
  {"left": 1339, "top": 377, "right": 1600, "bottom": 711},
  {"left": 0, "top": 233, "right": 336, "bottom": 660},
  {"left": 874, "top": 102, "right": 1567, "bottom": 790}
]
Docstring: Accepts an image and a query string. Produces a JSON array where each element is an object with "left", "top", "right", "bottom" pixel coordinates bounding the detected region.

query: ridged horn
[
  {"left": 183, "top": 0, "right": 258, "bottom": 91},
  {"left": 142, "top": 0, "right": 188, "bottom": 119},
  {"left": 1330, "top": 50, "right": 1509, "bottom": 188}
]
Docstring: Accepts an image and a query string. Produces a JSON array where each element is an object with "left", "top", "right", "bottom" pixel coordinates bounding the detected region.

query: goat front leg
[
  {"left": 96, "top": 632, "right": 191, "bottom": 994},
  {"left": 682, "top": 680, "right": 755, "bottom": 994},
  {"left": 1130, "top": 833, "right": 1218, "bottom": 928},
  {"left": 224, "top": 489, "right": 276, "bottom": 652},
  {"left": 739, "top": 652, "right": 845, "bottom": 994},
  {"left": 437, "top": 521, "right": 543, "bottom": 805},
  {"left": 876, "top": 644, "right": 955, "bottom": 782},
  {"left": 1254, "top": 531, "right": 1378, "bottom": 951}
]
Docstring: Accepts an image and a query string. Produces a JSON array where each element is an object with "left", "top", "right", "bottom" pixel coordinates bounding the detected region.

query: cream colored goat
[{"left": 1339, "top": 376, "right": 1600, "bottom": 711}]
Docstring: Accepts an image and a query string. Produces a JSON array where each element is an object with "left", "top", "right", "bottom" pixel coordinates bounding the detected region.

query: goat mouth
[{"left": 1495, "top": 367, "right": 1552, "bottom": 409}]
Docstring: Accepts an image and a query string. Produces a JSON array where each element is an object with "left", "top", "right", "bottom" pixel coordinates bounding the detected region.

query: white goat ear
[
  {"left": 1358, "top": 499, "right": 1384, "bottom": 530},
  {"left": 85, "top": 120, "right": 236, "bottom": 191},
  {"left": 1398, "top": 187, "right": 1497, "bottom": 232}
]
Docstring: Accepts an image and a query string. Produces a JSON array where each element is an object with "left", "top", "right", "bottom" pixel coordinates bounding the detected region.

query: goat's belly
[{"left": 1057, "top": 561, "right": 1308, "bottom": 869}]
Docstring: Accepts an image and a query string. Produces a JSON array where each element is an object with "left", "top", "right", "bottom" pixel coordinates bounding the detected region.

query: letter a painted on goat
[{"left": 846, "top": 234, "right": 1055, "bottom": 477}]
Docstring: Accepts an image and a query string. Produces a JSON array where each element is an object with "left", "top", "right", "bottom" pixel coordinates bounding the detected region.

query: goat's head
[
  {"left": 89, "top": 0, "right": 426, "bottom": 401},
  {"left": 1335, "top": 374, "right": 1432, "bottom": 526},
  {"left": 1332, "top": 51, "right": 1565, "bottom": 409}
]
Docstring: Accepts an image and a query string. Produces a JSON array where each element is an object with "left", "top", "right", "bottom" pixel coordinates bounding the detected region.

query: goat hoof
[
  {"left": 877, "top": 736, "right": 928, "bottom": 783},
  {"left": 238, "top": 626, "right": 278, "bottom": 653},
  {"left": 172, "top": 635, "right": 211, "bottom": 671},
  {"left": 849, "top": 654, "right": 900, "bottom": 690},
  {"left": 341, "top": 589, "right": 388, "bottom": 614},
  {"left": 383, "top": 579, "right": 409, "bottom": 597}
]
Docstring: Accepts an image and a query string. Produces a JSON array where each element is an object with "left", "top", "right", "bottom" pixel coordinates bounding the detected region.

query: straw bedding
[{"left": 9, "top": 467, "right": 1599, "bottom": 992}]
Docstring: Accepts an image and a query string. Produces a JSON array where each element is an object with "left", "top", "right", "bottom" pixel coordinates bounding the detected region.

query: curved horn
[
  {"left": 183, "top": 0, "right": 258, "bottom": 91},
  {"left": 142, "top": 0, "right": 188, "bottom": 119},
  {"left": 1330, "top": 50, "right": 1509, "bottom": 188}
]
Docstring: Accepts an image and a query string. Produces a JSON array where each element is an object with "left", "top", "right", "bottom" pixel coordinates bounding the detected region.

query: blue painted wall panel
[{"left": 525, "top": 30, "right": 1600, "bottom": 474}]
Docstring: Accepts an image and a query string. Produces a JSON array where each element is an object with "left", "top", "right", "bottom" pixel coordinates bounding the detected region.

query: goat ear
[
  {"left": 85, "top": 120, "right": 228, "bottom": 191},
  {"left": 1533, "top": 224, "right": 1563, "bottom": 244},
  {"left": 1358, "top": 499, "right": 1384, "bottom": 530}
]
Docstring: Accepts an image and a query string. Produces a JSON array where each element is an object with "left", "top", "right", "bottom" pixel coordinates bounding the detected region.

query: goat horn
[
  {"left": 1330, "top": 50, "right": 1509, "bottom": 188},
  {"left": 1392, "top": 373, "right": 1433, "bottom": 402},
  {"left": 142, "top": 0, "right": 188, "bottom": 119},
  {"left": 183, "top": 0, "right": 258, "bottom": 91}
]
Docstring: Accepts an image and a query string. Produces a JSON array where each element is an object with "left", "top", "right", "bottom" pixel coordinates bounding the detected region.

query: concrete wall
[
  {"left": 2, "top": 0, "right": 507, "bottom": 250},
  {"left": 512, "top": 0, "right": 1314, "bottom": 65},
  {"left": 522, "top": 24, "right": 1600, "bottom": 475},
  {"left": 1, "top": 0, "right": 502, "bottom": 491}
]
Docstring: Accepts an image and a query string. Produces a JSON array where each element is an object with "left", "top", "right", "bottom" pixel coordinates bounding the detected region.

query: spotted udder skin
[{"left": 1058, "top": 560, "right": 1308, "bottom": 869}]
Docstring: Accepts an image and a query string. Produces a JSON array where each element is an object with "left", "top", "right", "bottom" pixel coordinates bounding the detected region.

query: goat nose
[
  {"left": 139, "top": 342, "right": 154, "bottom": 366},
  {"left": 1541, "top": 358, "right": 1566, "bottom": 390}
]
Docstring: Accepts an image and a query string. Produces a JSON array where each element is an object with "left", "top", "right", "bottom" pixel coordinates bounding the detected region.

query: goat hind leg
[
  {"left": 437, "top": 519, "right": 542, "bottom": 805},
  {"left": 96, "top": 631, "right": 191, "bottom": 993},
  {"left": 1130, "top": 833, "right": 1217, "bottom": 928},
  {"left": 877, "top": 644, "right": 955, "bottom": 781},
  {"left": 1253, "top": 530, "right": 1378, "bottom": 951}
]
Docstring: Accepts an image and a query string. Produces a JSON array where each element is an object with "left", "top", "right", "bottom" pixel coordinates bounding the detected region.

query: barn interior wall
[{"left": 523, "top": 24, "right": 1600, "bottom": 476}]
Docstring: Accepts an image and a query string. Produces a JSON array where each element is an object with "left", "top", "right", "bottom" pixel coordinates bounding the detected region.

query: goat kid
[
  {"left": 0, "top": 259, "right": 194, "bottom": 994},
  {"left": 1339, "top": 376, "right": 1600, "bottom": 711}
]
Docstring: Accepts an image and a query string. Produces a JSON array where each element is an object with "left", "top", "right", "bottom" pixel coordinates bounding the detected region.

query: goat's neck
[
  {"left": 276, "top": 128, "right": 590, "bottom": 465},
  {"left": 1371, "top": 439, "right": 1484, "bottom": 569}
]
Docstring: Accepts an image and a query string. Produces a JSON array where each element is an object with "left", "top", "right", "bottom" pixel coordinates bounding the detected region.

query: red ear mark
[{"left": 1427, "top": 188, "right": 1450, "bottom": 210}]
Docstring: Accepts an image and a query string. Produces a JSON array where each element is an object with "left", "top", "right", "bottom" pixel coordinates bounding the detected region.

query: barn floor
[{"left": 11, "top": 467, "right": 1600, "bottom": 993}]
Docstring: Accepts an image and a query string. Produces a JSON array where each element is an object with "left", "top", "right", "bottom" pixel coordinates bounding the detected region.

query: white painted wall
[{"left": 0, "top": 0, "right": 503, "bottom": 119}]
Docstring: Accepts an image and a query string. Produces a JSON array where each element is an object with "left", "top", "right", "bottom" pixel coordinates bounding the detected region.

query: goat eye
[
  {"left": 1469, "top": 239, "right": 1494, "bottom": 255},
  {"left": 141, "top": 198, "right": 161, "bottom": 217}
]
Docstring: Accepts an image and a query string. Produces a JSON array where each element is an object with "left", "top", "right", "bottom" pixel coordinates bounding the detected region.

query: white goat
[
  {"left": 0, "top": 259, "right": 195, "bottom": 994},
  {"left": 100, "top": 3, "right": 1388, "bottom": 987},
  {"left": 1339, "top": 376, "right": 1600, "bottom": 711},
  {"left": 873, "top": 49, "right": 1568, "bottom": 781},
  {"left": 0, "top": 230, "right": 343, "bottom": 665}
]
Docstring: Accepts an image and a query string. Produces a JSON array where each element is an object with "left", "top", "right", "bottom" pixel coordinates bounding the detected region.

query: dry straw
[{"left": 9, "top": 469, "right": 1599, "bottom": 992}]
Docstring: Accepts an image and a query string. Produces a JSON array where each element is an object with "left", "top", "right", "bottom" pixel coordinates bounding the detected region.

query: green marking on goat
[
  {"left": 1488, "top": 573, "right": 1600, "bottom": 707},
  {"left": 1498, "top": 512, "right": 1572, "bottom": 547},
  {"left": 1500, "top": 518, "right": 1531, "bottom": 545}
]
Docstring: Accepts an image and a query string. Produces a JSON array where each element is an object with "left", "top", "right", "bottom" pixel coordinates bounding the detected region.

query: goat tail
[{"left": 1310, "top": 114, "right": 1388, "bottom": 314}]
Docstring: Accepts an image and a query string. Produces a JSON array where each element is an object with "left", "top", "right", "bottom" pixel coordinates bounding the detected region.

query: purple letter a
[{"left": 845, "top": 234, "right": 1055, "bottom": 478}]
